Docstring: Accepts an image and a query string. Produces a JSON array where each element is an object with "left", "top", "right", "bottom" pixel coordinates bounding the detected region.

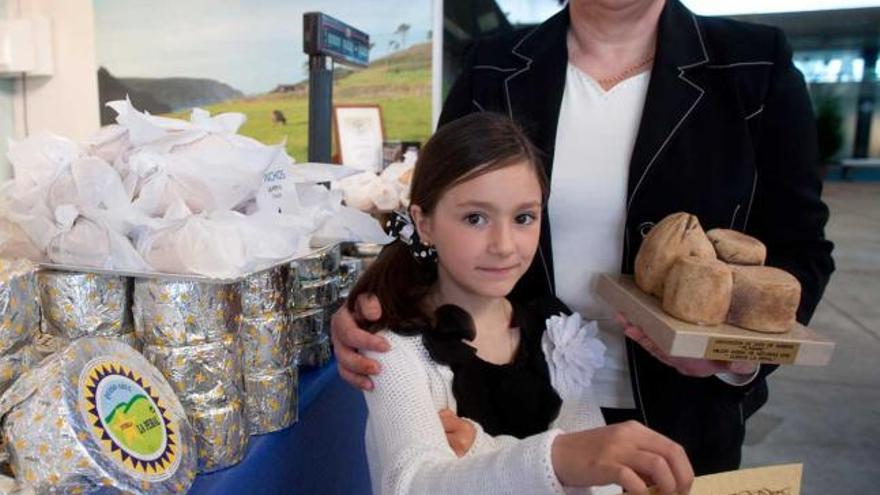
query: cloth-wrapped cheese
[
  {"left": 662, "top": 256, "right": 733, "bottom": 325},
  {"left": 727, "top": 266, "right": 801, "bottom": 333},
  {"left": 634, "top": 212, "right": 716, "bottom": 297},
  {"left": 707, "top": 228, "right": 767, "bottom": 265}
]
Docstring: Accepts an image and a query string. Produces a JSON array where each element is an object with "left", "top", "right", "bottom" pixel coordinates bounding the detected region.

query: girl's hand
[
  {"left": 438, "top": 409, "right": 476, "bottom": 457},
  {"left": 551, "top": 421, "right": 693, "bottom": 495},
  {"left": 617, "top": 313, "right": 758, "bottom": 377}
]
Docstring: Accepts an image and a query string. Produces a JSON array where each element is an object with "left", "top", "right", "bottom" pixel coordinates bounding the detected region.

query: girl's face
[{"left": 413, "top": 161, "right": 543, "bottom": 299}]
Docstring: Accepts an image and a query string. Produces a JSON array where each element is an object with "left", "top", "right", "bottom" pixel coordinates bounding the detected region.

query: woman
[{"left": 334, "top": 0, "right": 834, "bottom": 475}]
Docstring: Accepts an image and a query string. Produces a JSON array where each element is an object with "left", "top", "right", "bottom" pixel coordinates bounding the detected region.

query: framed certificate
[{"left": 333, "top": 104, "right": 385, "bottom": 172}]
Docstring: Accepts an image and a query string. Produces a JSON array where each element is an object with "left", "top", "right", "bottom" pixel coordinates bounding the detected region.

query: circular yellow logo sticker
[{"left": 80, "top": 360, "right": 180, "bottom": 481}]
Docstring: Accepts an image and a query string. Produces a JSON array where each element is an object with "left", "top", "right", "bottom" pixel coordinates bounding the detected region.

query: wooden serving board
[{"left": 596, "top": 274, "right": 835, "bottom": 366}]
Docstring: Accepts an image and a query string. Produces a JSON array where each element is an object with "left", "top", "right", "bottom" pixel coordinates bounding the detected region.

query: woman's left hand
[
  {"left": 439, "top": 408, "right": 476, "bottom": 457},
  {"left": 616, "top": 313, "right": 758, "bottom": 377}
]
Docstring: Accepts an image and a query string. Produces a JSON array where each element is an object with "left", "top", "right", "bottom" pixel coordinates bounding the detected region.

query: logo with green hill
[{"left": 80, "top": 360, "right": 180, "bottom": 481}]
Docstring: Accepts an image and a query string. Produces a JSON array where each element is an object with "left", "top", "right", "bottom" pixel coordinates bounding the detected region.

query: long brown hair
[{"left": 346, "top": 112, "right": 548, "bottom": 334}]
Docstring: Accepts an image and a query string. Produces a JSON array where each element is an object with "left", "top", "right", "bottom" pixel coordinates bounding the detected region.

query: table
[{"left": 189, "top": 359, "right": 372, "bottom": 494}]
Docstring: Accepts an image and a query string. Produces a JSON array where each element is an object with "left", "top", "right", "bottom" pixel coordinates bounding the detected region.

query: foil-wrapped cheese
[
  {"left": 190, "top": 401, "right": 249, "bottom": 473},
  {"left": 289, "top": 308, "right": 325, "bottom": 346},
  {"left": 289, "top": 244, "right": 341, "bottom": 281},
  {"left": 0, "top": 259, "right": 39, "bottom": 356},
  {"left": 0, "top": 259, "right": 40, "bottom": 395},
  {"left": 141, "top": 335, "right": 244, "bottom": 411},
  {"left": 38, "top": 271, "right": 134, "bottom": 339},
  {"left": 241, "top": 266, "right": 287, "bottom": 316},
  {"left": 245, "top": 366, "right": 298, "bottom": 435},
  {"left": 133, "top": 279, "right": 241, "bottom": 347},
  {"left": 294, "top": 338, "right": 332, "bottom": 368},
  {"left": 0, "top": 338, "right": 197, "bottom": 493},
  {"left": 338, "top": 256, "right": 364, "bottom": 299},
  {"left": 290, "top": 277, "right": 339, "bottom": 311}
]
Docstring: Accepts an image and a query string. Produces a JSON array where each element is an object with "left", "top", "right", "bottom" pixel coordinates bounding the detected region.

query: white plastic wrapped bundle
[
  {"left": 45, "top": 206, "right": 150, "bottom": 271},
  {"left": 1, "top": 100, "right": 393, "bottom": 278},
  {"left": 332, "top": 172, "right": 400, "bottom": 212},
  {"left": 135, "top": 210, "right": 303, "bottom": 279}
]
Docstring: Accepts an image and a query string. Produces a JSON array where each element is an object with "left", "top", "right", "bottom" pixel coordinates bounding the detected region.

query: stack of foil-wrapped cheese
[{"left": 134, "top": 278, "right": 248, "bottom": 472}]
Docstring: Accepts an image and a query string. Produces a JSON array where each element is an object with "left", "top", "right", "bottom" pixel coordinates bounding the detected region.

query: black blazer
[{"left": 439, "top": 0, "right": 834, "bottom": 474}]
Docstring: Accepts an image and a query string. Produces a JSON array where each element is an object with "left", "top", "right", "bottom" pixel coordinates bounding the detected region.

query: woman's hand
[
  {"left": 551, "top": 421, "right": 693, "bottom": 495},
  {"left": 331, "top": 293, "right": 390, "bottom": 390},
  {"left": 617, "top": 313, "right": 758, "bottom": 377},
  {"left": 438, "top": 409, "right": 476, "bottom": 457}
]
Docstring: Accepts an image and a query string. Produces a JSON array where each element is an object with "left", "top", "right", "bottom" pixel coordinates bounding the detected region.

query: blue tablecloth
[{"left": 189, "top": 359, "right": 371, "bottom": 494}]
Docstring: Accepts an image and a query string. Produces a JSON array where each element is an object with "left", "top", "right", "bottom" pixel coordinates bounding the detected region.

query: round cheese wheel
[
  {"left": 634, "top": 212, "right": 716, "bottom": 297},
  {"left": 727, "top": 265, "right": 801, "bottom": 333},
  {"left": 707, "top": 228, "right": 767, "bottom": 265},
  {"left": 662, "top": 256, "right": 733, "bottom": 325}
]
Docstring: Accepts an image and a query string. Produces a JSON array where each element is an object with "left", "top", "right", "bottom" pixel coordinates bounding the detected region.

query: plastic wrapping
[
  {"left": 38, "top": 271, "right": 133, "bottom": 339},
  {"left": 141, "top": 335, "right": 244, "bottom": 411},
  {"left": 290, "top": 277, "right": 339, "bottom": 311},
  {"left": 133, "top": 279, "right": 241, "bottom": 346},
  {"left": 0, "top": 259, "right": 40, "bottom": 356},
  {"left": 0, "top": 338, "right": 197, "bottom": 493},
  {"left": 289, "top": 244, "right": 341, "bottom": 281},
  {"left": 189, "top": 402, "right": 249, "bottom": 473},
  {"left": 244, "top": 367, "right": 298, "bottom": 435}
]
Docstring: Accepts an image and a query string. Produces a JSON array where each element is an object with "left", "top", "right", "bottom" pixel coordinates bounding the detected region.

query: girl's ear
[{"left": 410, "top": 205, "right": 433, "bottom": 245}]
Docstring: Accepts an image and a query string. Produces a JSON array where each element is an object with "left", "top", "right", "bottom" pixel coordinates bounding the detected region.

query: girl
[{"left": 348, "top": 112, "right": 692, "bottom": 495}]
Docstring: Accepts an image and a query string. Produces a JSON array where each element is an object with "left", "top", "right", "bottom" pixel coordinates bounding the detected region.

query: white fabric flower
[{"left": 542, "top": 313, "right": 607, "bottom": 400}]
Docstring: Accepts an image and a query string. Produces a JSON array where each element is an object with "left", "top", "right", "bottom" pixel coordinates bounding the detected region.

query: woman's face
[{"left": 414, "top": 161, "right": 543, "bottom": 299}]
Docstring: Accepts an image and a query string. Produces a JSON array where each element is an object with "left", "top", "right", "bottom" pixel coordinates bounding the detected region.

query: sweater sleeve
[{"left": 363, "top": 333, "right": 566, "bottom": 495}]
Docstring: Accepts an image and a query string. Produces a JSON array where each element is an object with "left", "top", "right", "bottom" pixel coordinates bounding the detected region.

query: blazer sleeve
[{"left": 747, "top": 28, "right": 835, "bottom": 326}]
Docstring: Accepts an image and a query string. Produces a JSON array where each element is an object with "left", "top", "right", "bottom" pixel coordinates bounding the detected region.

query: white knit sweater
[{"left": 363, "top": 314, "right": 620, "bottom": 495}]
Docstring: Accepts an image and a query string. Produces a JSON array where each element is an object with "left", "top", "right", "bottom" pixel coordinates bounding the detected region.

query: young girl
[{"left": 348, "top": 113, "right": 692, "bottom": 495}]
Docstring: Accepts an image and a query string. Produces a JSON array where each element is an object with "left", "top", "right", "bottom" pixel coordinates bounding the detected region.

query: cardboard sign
[{"left": 624, "top": 464, "right": 803, "bottom": 495}]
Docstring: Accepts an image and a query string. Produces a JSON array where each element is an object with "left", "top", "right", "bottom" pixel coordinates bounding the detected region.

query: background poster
[{"left": 93, "top": 0, "right": 433, "bottom": 162}]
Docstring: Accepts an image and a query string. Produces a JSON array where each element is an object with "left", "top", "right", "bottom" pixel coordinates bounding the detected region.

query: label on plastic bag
[
  {"left": 79, "top": 358, "right": 181, "bottom": 481},
  {"left": 257, "top": 165, "right": 300, "bottom": 214}
]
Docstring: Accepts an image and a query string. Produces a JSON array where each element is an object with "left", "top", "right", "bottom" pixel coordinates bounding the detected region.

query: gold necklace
[{"left": 597, "top": 54, "right": 655, "bottom": 88}]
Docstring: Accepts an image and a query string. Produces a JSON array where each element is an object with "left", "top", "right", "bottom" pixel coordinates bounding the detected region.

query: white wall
[
  {"left": 2, "top": 0, "right": 100, "bottom": 180},
  {"left": 0, "top": 0, "right": 15, "bottom": 180}
]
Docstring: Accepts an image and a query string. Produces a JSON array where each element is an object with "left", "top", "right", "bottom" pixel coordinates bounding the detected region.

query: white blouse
[{"left": 548, "top": 64, "right": 651, "bottom": 408}]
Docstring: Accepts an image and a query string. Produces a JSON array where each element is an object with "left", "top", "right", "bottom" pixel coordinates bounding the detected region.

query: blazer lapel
[
  {"left": 503, "top": 8, "right": 569, "bottom": 179},
  {"left": 626, "top": 0, "right": 709, "bottom": 211}
]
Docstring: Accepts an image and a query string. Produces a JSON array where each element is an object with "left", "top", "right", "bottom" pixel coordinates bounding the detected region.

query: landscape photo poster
[{"left": 93, "top": 0, "right": 434, "bottom": 162}]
